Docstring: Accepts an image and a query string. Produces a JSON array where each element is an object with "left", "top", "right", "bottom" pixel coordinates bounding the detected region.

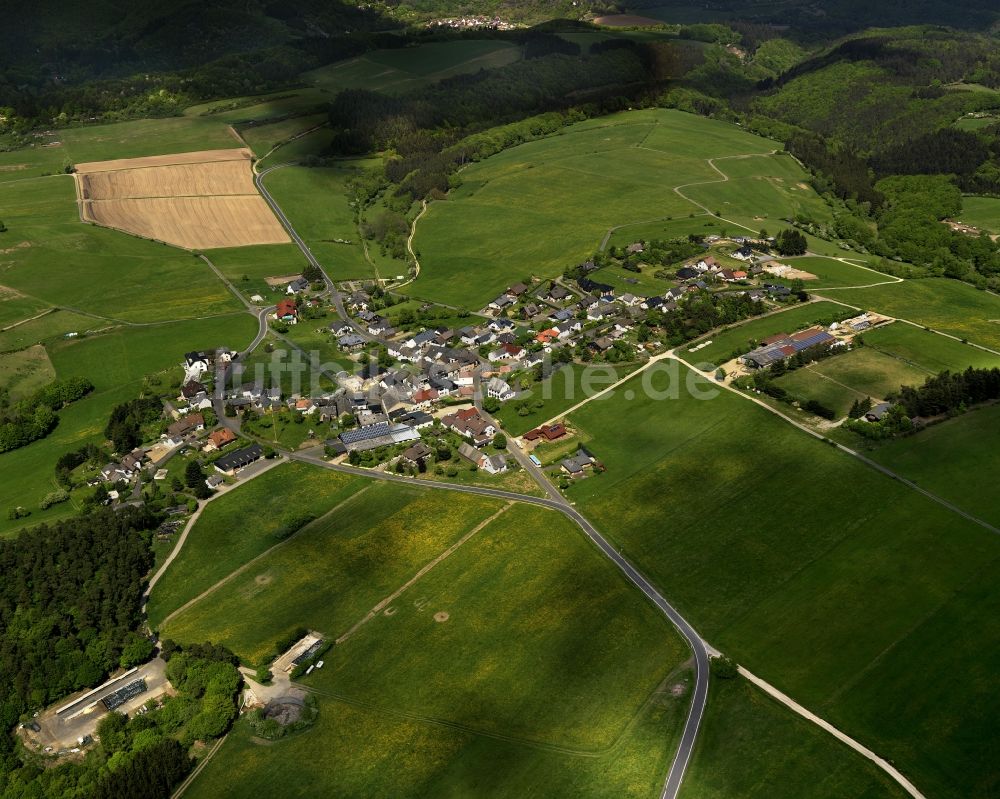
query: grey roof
[{"left": 215, "top": 443, "right": 263, "bottom": 472}]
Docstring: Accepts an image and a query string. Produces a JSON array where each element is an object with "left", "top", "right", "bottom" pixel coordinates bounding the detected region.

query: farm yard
[
  {"left": 76, "top": 148, "right": 290, "bottom": 249},
  {"left": 563, "top": 365, "right": 1000, "bottom": 799},
  {"left": 411, "top": 109, "right": 827, "bottom": 308},
  {"left": 175, "top": 497, "right": 692, "bottom": 799}
]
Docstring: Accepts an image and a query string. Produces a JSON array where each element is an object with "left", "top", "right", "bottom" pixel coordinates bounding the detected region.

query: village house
[
  {"left": 442, "top": 407, "right": 496, "bottom": 446},
  {"left": 732, "top": 245, "right": 754, "bottom": 261},
  {"left": 561, "top": 448, "right": 599, "bottom": 478},
  {"left": 286, "top": 276, "right": 310, "bottom": 294},
  {"left": 486, "top": 377, "right": 515, "bottom": 401},
  {"left": 523, "top": 423, "right": 566, "bottom": 442},
  {"left": 275, "top": 299, "right": 298, "bottom": 324},
  {"left": 402, "top": 441, "right": 433, "bottom": 465},
  {"left": 457, "top": 442, "right": 508, "bottom": 474},
  {"left": 214, "top": 443, "right": 264, "bottom": 475},
  {"left": 205, "top": 427, "right": 237, "bottom": 451}
]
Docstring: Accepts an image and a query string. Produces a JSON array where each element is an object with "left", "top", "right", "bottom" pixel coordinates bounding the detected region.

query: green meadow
[
  {"left": 146, "top": 462, "right": 364, "bottom": 627},
  {"left": 563, "top": 364, "right": 1000, "bottom": 799},
  {"left": 261, "top": 164, "right": 376, "bottom": 280},
  {"left": 780, "top": 255, "right": 886, "bottom": 288},
  {"left": 0, "top": 310, "right": 107, "bottom": 353},
  {"left": 0, "top": 345, "right": 56, "bottom": 400},
  {"left": 185, "top": 88, "right": 331, "bottom": 126},
  {"left": 606, "top": 214, "right": 731, "bottom": 249},
  {"left": 303, "top": 40, "right": 522, "bottom": 95},
  {"left": 681, "top": 677, "right": 906, "bottom": 799},
  {"left": 689, "top": 300, "right": 848, "bottom": 366},
  {"left": 413, "top": 109, "right": 821, "bottom": 308},
  {"left": 0, "top": 116, "right": 238, "bottom": 182},
  {"left": 182, "top": 500, "right": 692, "bottom": 798},
  {"left": 0, "top": 289, "right": 49, "bottom": 329},
  {"left": 872, "top": 403, "right": 1000, "bottom": 528},
  {"left": 160, "top": 482, "right": 506, "bottom": 663},
  {"left": 774, "top": 346, "right": 931, "bottom": 415},
  {"left": 239, "top": 113, "right": 329, "bottom": 159},
  {"left": 834, "top": 278, "right": 1000, "bottom": 351},
  {"left": 956, "top": 195, "right": 1000, "bottom": 233},
  {"left": 861, "top": 321, "right": 1000, "bottom": 373},
  {"left": 0, "top": 177, "right": 242, "bottom": 322}
]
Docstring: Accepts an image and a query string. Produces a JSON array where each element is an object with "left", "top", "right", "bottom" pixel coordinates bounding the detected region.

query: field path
[
  {"left": 670, "top": 152, "right": 776, "bottom": 234},
  {"left": 143, "top": 456, "right": 288, "bottom": 614},
  {"left": 335, "top": 502, "right": 513, "bottom": 644},
  {"left": 156, "top": 483, "right": 373, "bottom": 629},
  {"left": 397, "top": 199, "right": 429, "bottom": 290}
]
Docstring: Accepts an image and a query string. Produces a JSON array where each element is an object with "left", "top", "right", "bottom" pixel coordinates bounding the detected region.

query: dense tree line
[
  {"left": 894, "top": 366, "right": 1000, "bottom": 418},
  {"left": 0, "top": 507, "right": 157, "bottom": 771},
  {"left": 105, "top": 397, "right": 162, "bottom": 453},
  {"left": 0, "top": 377, "right": 93, "bottom": 453},
  {"left": 656, "top": 292, "right": 768, "bottom": 348}
]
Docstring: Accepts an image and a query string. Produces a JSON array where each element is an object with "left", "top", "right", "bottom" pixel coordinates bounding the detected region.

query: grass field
[
  {"left": 606, "top": 214, "right": 730, "bottom": 249},
  {"left": 680, "top": 677, "right": 906, "bottom": 799},
  {"left": 303, "top": 40, "right": 522, "bottom": 95},
  {"left": 413, "top": 109, "right": 823, "bottom": 308},
  {"left": 0, "top": 345, "right": 55, "bottom": 399},
  {"left": 182, "top": 499, "right": 693, "bottom": 798},
  {"left": 0, "top": 313, "right": 257, "bottom": 537},
  {"left": 0, "top": 177, "right": 243, "bottom": 322},
  {"left": 561, "top": 364, "right": 1000, "bottom": 799},
  {"left": 206, "top": 243, "right": 308, "bottom": 302},
  {"left": 238, "top": 113, "right": 328, "bottom": 159},
  {"left": 261, "top": 165, "right": 375, "bottom": 280},
  {"left": 774, "top": 346, "right": 931, "bottom": 415},
  {"left": 0, "top": 310, "right": 107, "bottom": 353},
  {"left": 689, "top": 300, "right": 848, "bottom": 366},
  {"left": 956, "top": 195, "right": 1000, "bottom": 233},
  {"left": 779, "top": 256, "right": 887, "bottom": 289},
  {"left": 0, "top": 288, "right": 49, "bottom": 329},
  {"left": 833, "top": 278, "right": 1000, "bottom": 351},
  {"left": 872, "top": 403, "right": 1000, "bottom": 529},
  {"left": 0, "top": 117, "right": 239, "bottom": 183},
  {"left": 146, "top": 462, "right": 363, "bottom": 627},
  {"left": 160, "top": 482, "right": 507, "bottom": 663},
  {"left": 861, "top": 321, "right": 1000, "bottom": 373}
]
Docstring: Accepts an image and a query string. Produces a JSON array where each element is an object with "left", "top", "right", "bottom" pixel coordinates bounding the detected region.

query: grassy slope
[
  {"left": 780, "top": 255, "right": 886, "bottom": 289},
  {"left": 563, "top": 365, "right": 1000, "bottom": 799},
  {"left": 832, "top": 278, "right": 1000, "bottom": 351},
  {"left": 261, "top": 165, "right": 375, "bottom": 280},
  {"left": 146, "top": 462, "right": 363, "bottom": 627},
  {"left": 0, "top": 116, "right": 239, "bottom": 183},
  {"left": 872, "top": 403, "right": 1000, "bottom": 529},
  {"left": 0, "top": 178, "right": 242, "bottom": 322},
  {"left": 956, "top": 195, "right": 1000, "bottom": 233},
  {"left": 160, "top": 482, "right": 505, "bottom": 663},
  {"left": 0, "top": 345, "right": 55, "bottom": 399},
  {"left": 302, "top": 40, "right": 522, "bottom": 95},
  {"left": 681, "top": 677, "right": 906, "bottom": 799},
  {"left": 861, "top": 321, "right": 1000, "bottom": 372},
  {"left": 185, "top": 501, "right": 692, "bottom": 798},
  {"left": 413, "top": 109, "right": 823, "bottom": 308}
]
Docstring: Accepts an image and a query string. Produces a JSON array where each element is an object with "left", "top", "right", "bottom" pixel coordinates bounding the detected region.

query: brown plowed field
[
  {"left": 75, "top": 148, "right": 289, "bottom": 249},
  {"left": 82, "top": 196, "right": 290, "bottom": 250}
]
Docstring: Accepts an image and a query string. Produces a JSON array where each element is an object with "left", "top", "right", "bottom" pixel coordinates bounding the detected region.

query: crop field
[
  {"left": 146, "top": 462, "right": 363, "bottom": 626},
  {"left": 303, "top": 40, "right": 522, "bottom": 95},
  {"left": 261, "top": 164, "right": 375, "bottom": 279},
  {"left": 956, "top": 195, "right": 1000, "bottom": 233},
  {"left": 774, "top": 347, "right": 931, "bottom": 415},
  {"left": 0, "top": 345, "right": 55, "bottom": 399},
  {"left": 0, "top": 177, "right": 243, "bottom": 322},
  {"left": 860, "top": 321, "right": 1000, "bottom": 373},
  {"left": 0, "top": 116, "right": 240, "bottom": 183},
  {"left": 184, "top": 501, "right": 692, "bottom": 798},
  {"left": 160, "top": 483, "right": 507, "bottom": 663},
  {"left": 688, "top": 300, "right": 849, "bottom": 366},
  {"left": 412, "top": 109, "right": 824, "bottom": 308},
  {"left": 872, "top": 404, "right": 1000, "bottom": 528},
  {"left": 76, "top": 148, "right": 289, "bottom": 249},
  {"left": 562, "top": 365, "right": 1000, "bottom": 798},
  {"left": 681, "top": 678, "right": 905, "bottom": 799},
  {"left": 834, "top": 278, "right": 1000, "bottom": 351}
]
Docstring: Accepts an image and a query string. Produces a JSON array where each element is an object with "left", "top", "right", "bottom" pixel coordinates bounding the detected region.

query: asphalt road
[{"left": 288, "top": 448, "right": 709, "bottom": 799}]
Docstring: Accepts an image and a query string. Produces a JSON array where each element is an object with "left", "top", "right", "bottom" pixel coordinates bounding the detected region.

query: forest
[{"left": 0, "top": 378, "right": 94, "bottom": 454}]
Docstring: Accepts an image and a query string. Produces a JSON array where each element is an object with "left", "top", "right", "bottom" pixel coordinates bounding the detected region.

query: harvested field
[{"left": 75, "top": 147, "right": 289, "bottom": 249}]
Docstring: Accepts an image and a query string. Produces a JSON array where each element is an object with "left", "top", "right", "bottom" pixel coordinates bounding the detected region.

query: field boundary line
[
  {"left": 299, "top": 684, "right": 610, "bottom": 757},
  {"left": 171, "top": 733, "right": 228, "bottom": 799},
  {"left": 336, "top": 502, "right": 513, "bottom": 644},
  {"left": 156, "top": 482, "right": 373, "bottom": 629},
  {"left": 738, "top": 667, "right": 927, "bottom": 799},
  {"left": 0, "top": 306, "right": 57, "bottom": 332}
]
